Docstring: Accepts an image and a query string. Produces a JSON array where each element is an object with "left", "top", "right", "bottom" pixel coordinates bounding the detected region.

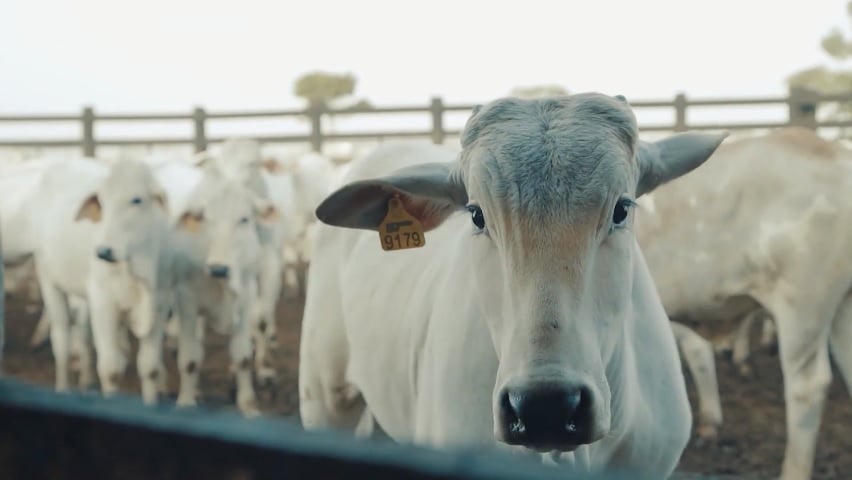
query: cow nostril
[
  {"left": 208, "top": 264, "right": 230, "bottom": 278},
  {"left": 500, "top": 385, "right": 592, "bottom": 449},
  {"left": 95, "top": 246, "right": 115, "bottom": 263}
]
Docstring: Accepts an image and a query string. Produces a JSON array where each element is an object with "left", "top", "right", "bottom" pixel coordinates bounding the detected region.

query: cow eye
[
  {"left": 612, "top": 198, "right": 634, "bottom": 227},
  {"left": 239, "top": 216, "right": 250, "bottom": 225},
  {"left": 467, "top": 205, "right": 485, "bottom": 230},
  {"left": 130, "top": 197, "right": 143, "bottom": 205}
]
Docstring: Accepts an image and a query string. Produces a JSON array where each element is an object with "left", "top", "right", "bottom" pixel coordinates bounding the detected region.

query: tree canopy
[
  {"left": 293, "top": 71, "right": 357, "bottom": 104},
  {"left": 786, "top": 1, "right": 852, "bottom": 136},
  {"left": 508, "top": 84, "right": 570, "bottom": 99}
]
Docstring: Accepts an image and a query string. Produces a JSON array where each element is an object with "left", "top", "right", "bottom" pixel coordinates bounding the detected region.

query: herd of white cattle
[
  {"left": 2, "top": 93, "right": 851, "bottom": 480},
  {"left": 0, "top": 137, "right": 350, "bottom": 414}
]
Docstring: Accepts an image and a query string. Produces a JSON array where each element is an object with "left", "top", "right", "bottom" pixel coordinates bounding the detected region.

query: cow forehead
[
  {"left": 205, "top": 185, "right": 255, "bottom": 220},
  {"left": 101, "top": 160, "right": 159, "bottom": 198},
  {"left": 461, "top": 94, "right": 638, "bottom": 222}
]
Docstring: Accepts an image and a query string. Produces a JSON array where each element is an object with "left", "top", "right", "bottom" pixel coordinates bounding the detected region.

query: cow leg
[
  {"left": 29, "top": 310, "right": 51, "bottom": 349},
  {"left": 132, "top": 300, "right": 166, "bottom": 406},
  {"left": 670, "top": 321, "right": 722, "bottom": 439},
  {"left": 255, "top": 253, "right": 281, "bottom": 385},
  {"left": 38, "top": 281, "right": 71, "bottom": 392},
  {"left": 731, "top": 310, "right": 760, "bottom": 378},
  {"left": 298, "top": 257, "right": 365, "bottom": 433},
  {"left": 164, "top": 310, "right": 181, "bottom": 355},
  {"left": 829, "top": 291, "right": 852, "bottom": 403},
  {"left": 772, "top": 301, "right": 834, "bottom": 480},
  {"left": 230, "top": 310, "right": 259, "bottom": 417},
  {"left": 70, "top": 302, "right": 96, "bottom": 390},
  {"left": 280, "top": 244, "right": 300, "bottom": 299},
  {"left": 88, "top": 284, "right": 125, "bottom": 397},
  {"left": 761, "top": 315, "right": 778, "bottom": 355},
  {"left": 175, "top": 289, "right": 203, "bottom": 407}
]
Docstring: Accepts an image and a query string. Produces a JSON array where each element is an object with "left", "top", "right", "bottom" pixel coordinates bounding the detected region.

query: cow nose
[
  {"left": 95, "top": 246, "right": 116, "bottom": 263},
  {"left": 499, "top": 385, "right": 593, "bottom": 450},
  {"left": 208, "top": 264, "right": 230, "bottom": 278}
]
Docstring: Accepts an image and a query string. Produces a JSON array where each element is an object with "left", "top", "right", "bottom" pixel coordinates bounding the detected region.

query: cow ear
[
  {"left": 178, "top": 209, "right": 204, "bottom": 233},
  {"left": 253, "top": 199, "right": 279, "bottom": 224},
  {"left": 315, "top": 161, "right": 467, "bottom": 233},
  {"left": 75, "top": 194, "right": 102, "bottom": 222},
  {"left": 153, "top": 189, "right": 169, "bottom": 212},
  {"left": 261, "top": 158, "right": 282, "bottom": 173},
  {"left": 636, "top": 131, "right": 729, "bottom": 197},
  {"left": 192, "top": 151, "right": 214, "bottom": 168}
]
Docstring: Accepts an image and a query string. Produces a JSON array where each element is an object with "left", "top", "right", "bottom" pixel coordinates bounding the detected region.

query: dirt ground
[{"left": 3, "top": 290, "right": 851, "bottom": 479}]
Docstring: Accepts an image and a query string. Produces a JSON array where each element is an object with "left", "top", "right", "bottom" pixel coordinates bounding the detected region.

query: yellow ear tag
[{"left": 378, "top": 196, "right": 426, "bottom": 251}]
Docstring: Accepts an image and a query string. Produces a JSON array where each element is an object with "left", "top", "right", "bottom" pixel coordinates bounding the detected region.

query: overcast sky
[{"left": 2, "top": 0, "right": 847, "bottom": 112}]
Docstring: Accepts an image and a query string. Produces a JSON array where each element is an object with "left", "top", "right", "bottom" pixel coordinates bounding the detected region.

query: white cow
[
  {"left": 25, "top": 158, "right": 160, "bottom": 397},
  {"left": 154, "top": 160, "right": 279, "bottom": 414},
  {"left": 72, "top": 158, "right": 179, "bottom": 404},
  {"left": 193, "top": 139, "right": 284, "bottom": 382},
  {"left": 635, "top": 126, "right": 852, "bottom": 480},
  {"left": 298, "top": 93, "right": 727, "bottom": 477}
]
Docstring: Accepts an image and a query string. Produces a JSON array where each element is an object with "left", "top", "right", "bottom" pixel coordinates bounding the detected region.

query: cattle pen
[
  {"left": 0, "top": 87, "right": 851, "bottom": 158},
  {"left": 2, "top": 89, "right": 852, "bottom": 480}
]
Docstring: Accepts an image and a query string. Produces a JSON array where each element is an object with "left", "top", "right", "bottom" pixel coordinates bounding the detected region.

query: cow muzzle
[
  {"left": 496, "top": 380, "right": 602, "bottom": 452},
  {"left": 95, "top": 246, "right": 118, "bottom": 263},
  {"left": 207, "top": 264, "right": 230, "bottom": 279}
]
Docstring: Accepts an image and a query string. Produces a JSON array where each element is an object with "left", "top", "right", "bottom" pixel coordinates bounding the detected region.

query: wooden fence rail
[{"left": 0, "top": 87, "right": 849, "bottom": 157}]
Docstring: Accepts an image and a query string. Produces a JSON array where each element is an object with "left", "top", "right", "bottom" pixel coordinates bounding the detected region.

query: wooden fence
[{"left": 0, "top": 87, "right": 850, "bottom": 157}]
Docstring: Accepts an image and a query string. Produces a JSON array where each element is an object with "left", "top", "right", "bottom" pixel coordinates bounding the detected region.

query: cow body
[
  {"left": 299, "top": 94, "right": 727, "bottom": 477},
  {"left": 153, "top": 160, "right": 279, "bottom": 414},
  {"left": 636, "top": 127, "right": 852, "bottom": 480}
]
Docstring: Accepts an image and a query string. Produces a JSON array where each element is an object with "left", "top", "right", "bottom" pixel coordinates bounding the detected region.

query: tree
[
  {"left": 787, "top": 1, "right": 852, "bottom": 137},
  {"left": 293, "top": 71, "right": 357, "bottom": 105},
  {"left": 292, "top": 71, "right": 370, "bottom": 137},
  {"left": 508, "top": 84, "right": 570, "bottom": 99}
]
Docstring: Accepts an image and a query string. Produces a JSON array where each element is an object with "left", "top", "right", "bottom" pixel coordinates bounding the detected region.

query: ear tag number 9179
[{"left": 378, "top": 196, "right": 426, "bottom": 251}]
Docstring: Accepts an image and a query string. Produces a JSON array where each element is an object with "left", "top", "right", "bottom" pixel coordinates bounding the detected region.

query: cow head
[
  {"left": 75, "top": 159, "right": 168, "bottom": 268},
  {"left": 315, "top": 93, "right": 727, "bottom": 453},
  {"left": 177, "top": 173, "right": 278, "bottom": 289}
]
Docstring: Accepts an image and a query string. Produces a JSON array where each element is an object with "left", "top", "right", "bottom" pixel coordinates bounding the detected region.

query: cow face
[
  {"left": 75, "top": 159, "right": 168, "bottom": 268},
  {"left": 177, "top": 174, "right": 278, "bottom": 291}
]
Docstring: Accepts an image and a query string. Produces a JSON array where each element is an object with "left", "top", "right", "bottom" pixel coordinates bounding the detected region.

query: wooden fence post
[
  {"left": 430, "top": 97, "right": 445, "bottom": 144},
  {"left": 788, "top": 86, "right": 819, "bottom": 129},
  {"left": 674, "top": 93, "right": 687, "bottom": 132},
  {"left": 193, "top": 107, "right": 207, "bottom": 153},
  {"left": 308, "top": 100, "right": 324, "bottom": 153},
  {"left": 81, "top": 106, "right": 95, "bottom": 157}
]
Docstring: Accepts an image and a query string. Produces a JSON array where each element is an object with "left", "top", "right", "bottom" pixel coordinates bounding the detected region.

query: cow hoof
[
  {"left": 695, "top": 422, "right": 719, "bottom": 443},
  {"left": 766, "top": 342, "right": 779, "bottom": 356},
  {"left": 78, "top": 374, "right": 97, "bottom": 391},
  {"left": 737, "top": 363, "right": 753, "bottom": 379},
  {"left": 238, "top": 399, "right": 261, "bottom": 418},
  {"left": 176, "top": 395, "right": 198, "bottom": 408},
  {"left": 256, "top": 367, "right": 277, "bottom": 386}
]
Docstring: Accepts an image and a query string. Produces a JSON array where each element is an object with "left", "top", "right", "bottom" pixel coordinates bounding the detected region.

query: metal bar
[{"left": 0, "top": 379, "right": 655, "bottom": 480}]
